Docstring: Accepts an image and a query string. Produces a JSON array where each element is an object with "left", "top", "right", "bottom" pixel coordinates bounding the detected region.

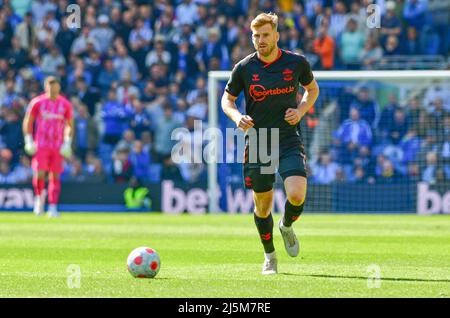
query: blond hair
[{"left": 250, "top": 12, "right": 278, "bottom": 31}]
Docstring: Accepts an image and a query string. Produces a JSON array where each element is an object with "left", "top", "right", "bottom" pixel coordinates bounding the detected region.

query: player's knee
[
  {"left": 37, "top": 171, "right": 46, "bottom": 179},
  {"left": 254, "top": 208, "right": 271, "bottom": 218},
  {"left": 287, "top": 192, "right": 305, "bottom": 206},
  {"left": 254, "top": 202, "right": 272, "bottom": 218}
]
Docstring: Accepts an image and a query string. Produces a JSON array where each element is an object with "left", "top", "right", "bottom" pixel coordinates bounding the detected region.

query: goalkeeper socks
[
  {"left": 48, "top": 176, "right": 61, "bottom": 204},
  {"left": 254, "top": 213, "right": 275, "bottom": 254},
  {"left": 32, "top": 176, "right": 45, "bottom": 196},
  {"left": 283, "top": 200, "right": 304, "bottom": 227}
]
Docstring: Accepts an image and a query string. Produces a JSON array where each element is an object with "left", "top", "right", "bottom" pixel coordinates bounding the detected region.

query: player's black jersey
[{"left": 225, "top": 49, "right": 314, "bottom": 149}]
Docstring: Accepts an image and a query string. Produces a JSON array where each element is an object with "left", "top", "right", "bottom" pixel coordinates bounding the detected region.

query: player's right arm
[
  {"left": 221, "top": 63, "right": 254, "bottom": 131},
  {"left": 221, "top": 92, "right": 254, "bottom": 131},
  {"left": 22, "top": 98, "right": 38, "bottom": 155}
]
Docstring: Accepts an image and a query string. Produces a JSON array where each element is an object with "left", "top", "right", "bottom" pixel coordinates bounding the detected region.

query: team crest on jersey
[
  {"left": 283, "top": 69, "right": 293, "bottom": 81},
  {"left": 252, "top": 74, "right": 260, "bottom": 82}
]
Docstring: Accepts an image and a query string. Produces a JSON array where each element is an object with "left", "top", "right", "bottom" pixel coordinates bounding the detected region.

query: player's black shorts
[{"left": 243, "top": 144, "right": 307, "bottom": 193}]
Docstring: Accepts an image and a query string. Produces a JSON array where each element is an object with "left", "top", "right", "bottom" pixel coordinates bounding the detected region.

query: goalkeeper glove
[
  {"left": 60, "top": 136, "right": 72, "bottom": 158},
  {"left": 24, "top": 134, "right": 36, "bottom": 155}
]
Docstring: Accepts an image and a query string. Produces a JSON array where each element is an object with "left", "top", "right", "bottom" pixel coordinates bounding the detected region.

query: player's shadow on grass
[{"left": 280, "top": 273, "right": 450, "bottom": 283}]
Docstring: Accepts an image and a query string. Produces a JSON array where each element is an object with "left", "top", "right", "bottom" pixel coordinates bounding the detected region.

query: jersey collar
[{"left": 257, "top": 48, "right": 282, "bottom": 68}]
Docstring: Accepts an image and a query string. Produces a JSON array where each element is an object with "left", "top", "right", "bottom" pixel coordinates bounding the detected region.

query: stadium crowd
[{"left": 0, "top": 0, "right": 449, "bottom": 186}]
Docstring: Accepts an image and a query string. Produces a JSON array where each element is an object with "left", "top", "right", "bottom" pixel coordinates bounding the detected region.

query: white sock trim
[
  {"left": 264, "top": 251, "right": 276, "bottom": 260},
  {"left": 280, "top": 218, "right": 292, "bottom": 229}
]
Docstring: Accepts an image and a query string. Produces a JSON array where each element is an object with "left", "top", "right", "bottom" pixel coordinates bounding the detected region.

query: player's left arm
[
  {"left": 60, "top": 100, "right": 74, "bottom": 158},
  {"left": 285, "top": 79, "right": 320, "bottom": 126},
  {"left": 64, "top": 118, "right": 74, "bottom": 141}
]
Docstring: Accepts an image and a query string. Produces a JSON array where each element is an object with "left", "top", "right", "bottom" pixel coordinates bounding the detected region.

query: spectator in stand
[
  {"left": 113, "top": 9, "right": 134, "bottom": 45},
  {"left": 400, "top": 129, "right": 421, "bottom": 166},
  {"left": 420, "top": 25, "right": 441, "bottom": 56},
  {"left": 55, "top": 16, "right": 77, "bottom": 61},
  {"left": 101, "top": 89, "right": 131, "bottom": 146},
  {"left": 201, "top": 27, "right": 228, "bottom": 71},
  {"left": 129, "top": 98, "right": 151, "bottom": 139},
  {"left": 427, "top": 98, "right": 448, "bottom": 138},
  {"left": 311, "top": 151, "right": 341, "bottom": 184},
  {"left": 359, "top": 37, "right": 383, "bottom": 70},
  {"left": 387, "top": 108, "right": 409, "bottom": 145},
  {"left": 97, "top": 58, "right": 120, "bottom": 97},
  {"left": 90, "top": 15, "right": 115, "bottom": 55},
  {"left": 1, "top": 78, "right": 15, "bottom": 108},
  {"left": 129, "top": 18, "right": 153, "bottom": 70},
  {"left": 350, "top": 87, "right": 378, "bottom": 128},
  {"left": 380, "top": 1, "right": 402, "bottom": 46},
  {"left": 377, "top": 158, "right": 403, "bottom": 183},
  {"left": 378, "top": 93, "right": 399, "bottom": 138},
  {"left": 347, "top": 1, "right": 366, "bottom": 33},
  {"left": 329, "top": 1, "right": 348, "bottom": 39},
  {"left": 84, "top": 50, "right": 103, "bottom": 84},
  {"left": 129, "top": 140, "right": 151, "bottom": 182},
  {"left": 153, "top": 102, "right": 182, "bottom": 162},
  {"left": 313, "top": 26, "right": 335, "bottom": 70},
  {"left": 175, "top": 0, "right": 199, "bottom": 26},
  {"left": 348, "top": 165, "right": 370, "bottom": 184},
  {"left": 6, "top": 37, "right": 29, "bottom": 71},
  {"left": 340, "top": 18, "right": 366, "bottom": 69},
  {"left": 175, "top": 40, "right": 200, "bottom": 85},
  {"left": 403, "top": 26, "right": 421, "bottom": 55},
  {"left": 73, "top": 77, "right": 99, "bottom": 116},
  {"left": 406, "top": 163, "right": 421, "bottom": 182},
  {"left": 141, "top": 130, "right": 153, "bottom": 154},
  {"left": 14, "top": 11, "right": 34, "bottom": 52},
  {"left": 112, "top": 146, "right": 133, "bottom": 184},
  {"left": 73, "top": 104, "right": 99, "bottom": 163},
  {"left": 403, "top": 0, "right": 427, "bottom": 31},
  {"left": 71, "top": 26, "right": 100, "bottom": 57},
  {"left": 334, "top": 107, "right": 373, "bottom": 164},
  {"left": 177, "top": 111, "right": 206, "bottom": 183},
  {"left": 41, "top": 45, "right": 65, "bottom": 76},
  {"left": 145, "top": 35, "right": 171, "bottom": 69},
  {"left": 442, "top": 119, "right": 450, "bottom": 180},
  {"left": 383, "top": 35, "right": 402, "bottom": 55},
  {"left": 68, "top": 58, "right": 93, "bottom": 88},
  {"left": 113, "top": 45, "right": 139, "bottom": 83},
  {"left": 423, "top": 83, "right": 450, "bottom": 112},
  {"left": 285, "top": 27, "right": 300, "bottom": 52},
  {"left": 13, "top": 155, "right": 33, "bottom": 184},
  {"left": 422, "top": 152, "right": 439, "bottom": 184},
  {"left": 116, "top": 72, "right": 140, "bottom": 105},
  {"left": 352, "top": 146, "right": 374, "bottom": 176},
  {"left": 161, "top": 155, "right": 183, "bottom": 182},
  {"left": 406, "top": 96, "right": 423, "bottom": 130},
  {"left": 85, "top": 157, "right": 107, "bottom": 183},
  {"left": 114, "top": 129, "right": 136, "bottom": 156},
  {"left": 64, "top": 157, "right": 90, "bottom": 183},
  {"left": 186, "top": 77, "right": 207, "bottom": 105},
  {"left": 0, "top": 108, "right": 23, "bottom": 164},
  {"left": 0, "top": 159, "right": 17, "bottom": 184},
  {"left": 0, "top": 16, "right": 13, "bottom": 57}
]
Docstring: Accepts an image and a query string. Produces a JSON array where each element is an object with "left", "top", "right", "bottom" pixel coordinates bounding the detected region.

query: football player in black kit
[{"left": 221, "top": 13, "right": 320, "bottom": 274}]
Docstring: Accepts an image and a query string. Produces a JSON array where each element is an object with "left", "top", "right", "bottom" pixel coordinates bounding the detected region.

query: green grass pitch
[{"left": 0, "top": 212, "right": 449, "bottom": 298}]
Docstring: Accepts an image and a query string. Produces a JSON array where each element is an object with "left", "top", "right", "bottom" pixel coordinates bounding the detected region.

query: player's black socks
[
  {"left": 254, "top": 213, "right": 275, "bottom": 253},
  {"left": 283, "top": 200, "right": 304, "bottom": 227}
]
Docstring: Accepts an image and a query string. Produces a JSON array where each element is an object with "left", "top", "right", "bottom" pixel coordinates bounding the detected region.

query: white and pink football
[{"left": 127, "top": 246, "right": 161, "bottom": 278}]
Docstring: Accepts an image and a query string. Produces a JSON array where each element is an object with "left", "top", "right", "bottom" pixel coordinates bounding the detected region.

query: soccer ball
[{"left": 127, "top": 246, "right": 161, "bottom": 278}]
